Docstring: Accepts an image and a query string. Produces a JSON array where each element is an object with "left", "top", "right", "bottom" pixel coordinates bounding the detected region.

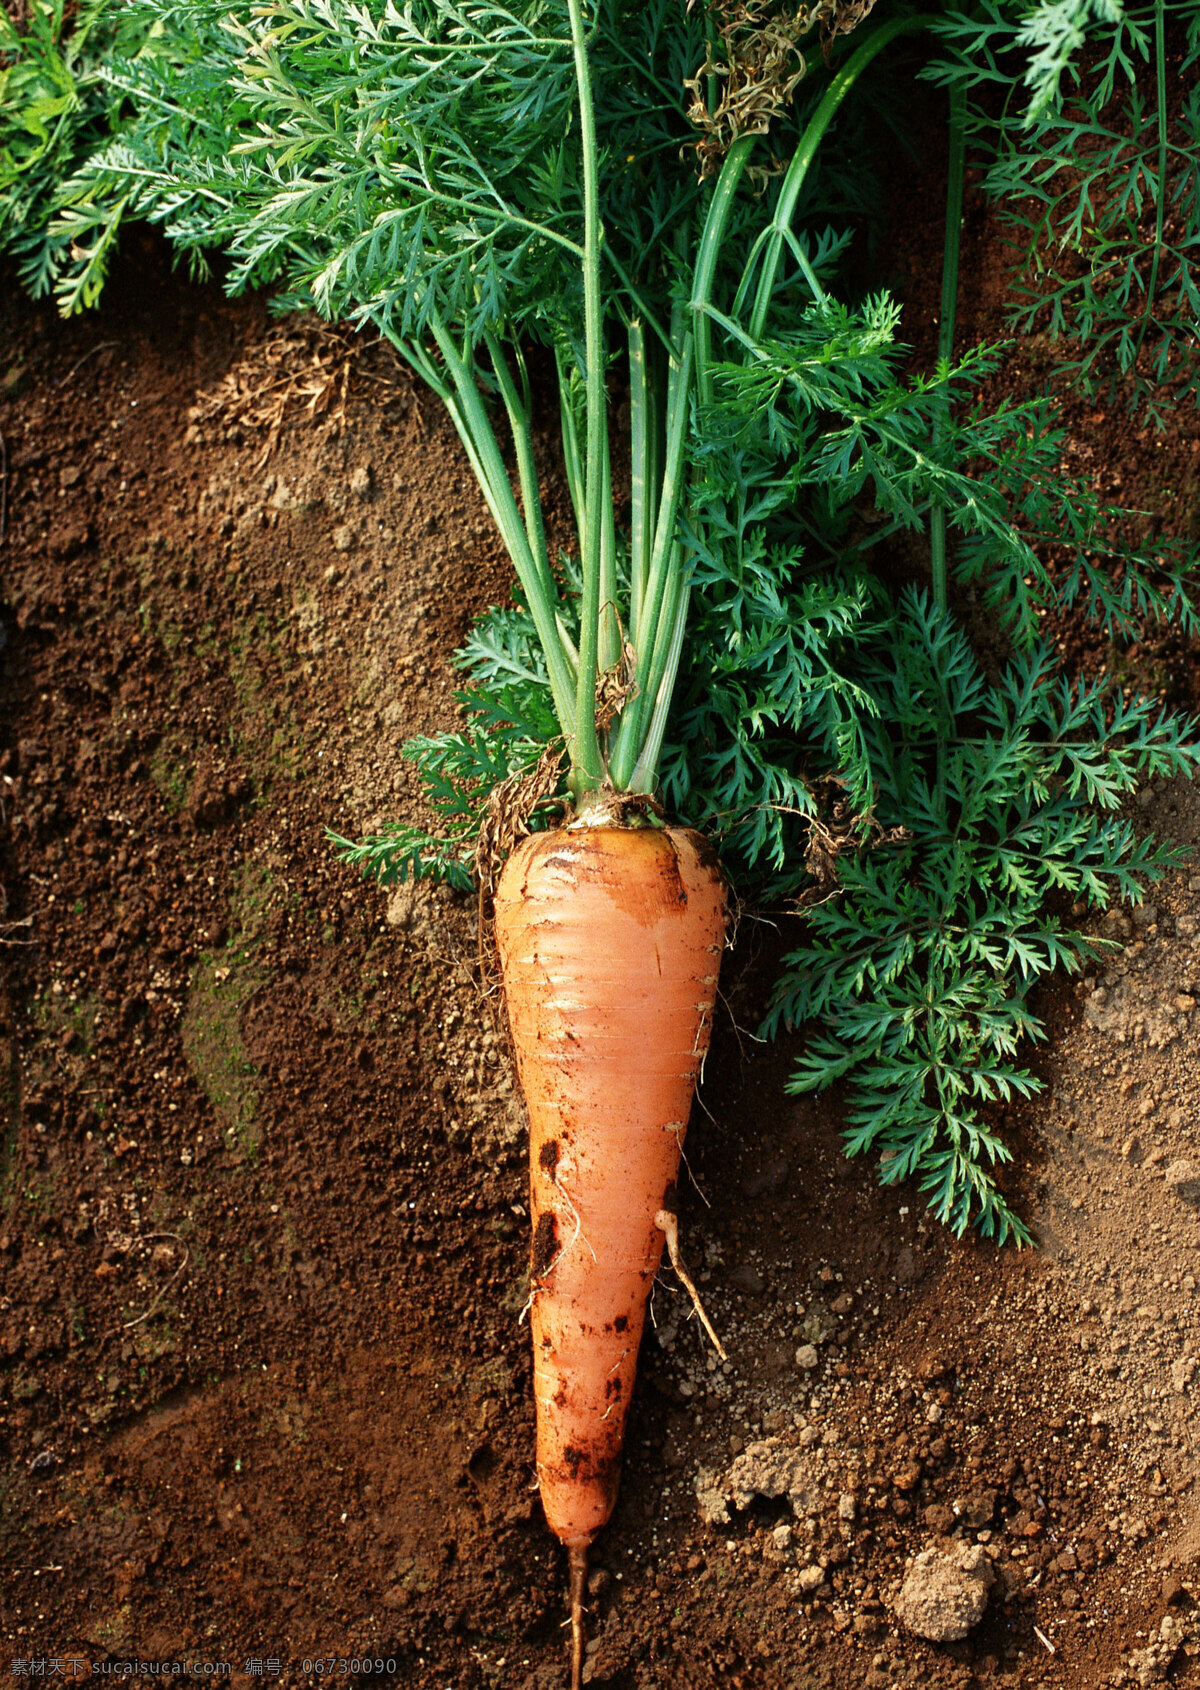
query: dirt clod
[{"left": 893, "top": 1542, "right": 996, "bottom": 1641}]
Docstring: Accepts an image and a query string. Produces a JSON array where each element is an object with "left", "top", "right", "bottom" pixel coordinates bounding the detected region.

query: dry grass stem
[
  {"left": 187, "top": 318, "right": 366, "bottom": 465},
  {"left": 795, "top": 776, "right": 909, "bottom": 906}
]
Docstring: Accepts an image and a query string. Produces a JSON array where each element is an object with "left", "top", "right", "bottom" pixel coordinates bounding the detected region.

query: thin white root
[
  {"left": 568, "top": 1544, "right": 588, "bottom": 1690},
  {"left": 556, "top": 1173, "right": 597, "bottom": 1265},
  {"left": 668, "top": 1122, "right": 711, "bottom": 1210},
  {"left": 654, "top": 1209, "right": 727, "bottom": 1362},
  {"left": 539, "top": 1169, "right": 597, "bottom": 1284}
]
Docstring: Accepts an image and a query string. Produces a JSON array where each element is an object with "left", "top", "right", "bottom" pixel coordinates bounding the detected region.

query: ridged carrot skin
[{"left": 494, "top": 818, "right": 726, "bottom": 1550}]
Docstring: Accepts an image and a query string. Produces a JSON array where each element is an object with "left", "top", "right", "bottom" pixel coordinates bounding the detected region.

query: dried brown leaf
[{"left": 685, "top": 0, "right": 881, "bottom": 175}]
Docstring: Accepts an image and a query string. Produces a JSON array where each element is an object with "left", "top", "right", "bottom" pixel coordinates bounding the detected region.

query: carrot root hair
[
  {"left": 655, "top": 1208, "right": 727, "bottom": 1361},
  {"left": 569, "top": 1543, "right": 588, "bottom": 1690}
]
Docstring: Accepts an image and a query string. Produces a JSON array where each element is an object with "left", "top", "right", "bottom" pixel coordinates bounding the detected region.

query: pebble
[
  {"left": 893, "top": 1543, "right": 995, "bottom": 1642},
  {"left": 795, "top": 1344, "right": 819, "bottom": 1371},
  {"left": 1164, "top": 1160, "right": 1200, "bottom": 1203}
]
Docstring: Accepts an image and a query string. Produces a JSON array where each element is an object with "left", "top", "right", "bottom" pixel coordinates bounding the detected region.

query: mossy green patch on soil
[
  {"left": 181, "top": 949, "right": 265, "bottom": 1164},
  {"left": 149, "top": 730, "right": 195, "bottom": 814},
  {"left": 181, "top": 860, "right": 288, "bottom": 1161},
  {"left": 227, "top": 610, "right": 304, "bottom": 782},
  {"left": 0, "top": 1040, "right": 19, "bottom": 1203},
  {"left": 29, "top": 987, "right": 100, "bottom": 1051}
]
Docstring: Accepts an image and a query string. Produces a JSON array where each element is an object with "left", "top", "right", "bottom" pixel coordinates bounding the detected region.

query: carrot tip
[{"left": 568, "top": 1542, "right": 589, "bottom": 1690}]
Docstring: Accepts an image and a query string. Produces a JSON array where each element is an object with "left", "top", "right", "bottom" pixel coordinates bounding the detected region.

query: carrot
[{"left": 494, "top": 811, "right": 726, "bottom": 1684}]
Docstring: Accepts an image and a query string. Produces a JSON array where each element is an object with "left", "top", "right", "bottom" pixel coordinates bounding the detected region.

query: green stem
[
  {"left": 566, "top": 0, "right": 608, "bottom": 801},
  {"left": 412, "top": 313, "right": 577, "bottom": 738},
  {"left": 693, "top": 134, "right": 756, "bottom": 403},
  {"left": 627, "top": 317, "right": 659, "bottom": 637},
  {"left": 603, "top": 245, "right": 678, "bottom": 358},
  {"left": 608, "top": 331, "right": 695, "bottom": 791},
  {"left": 610, "top": 138, "right": 755, "bottom": 792},
  {"left": 1131, "top": 0, "right": 1167, "bottom": 368},
  {"left": 743, "top": 13, "right": 934, "bottom": 341},
  {"left": 556, "top": 344, "right": 586, "bottom": 540},
  {"left": 932, "top": 78, "right": 967, "bottom": 618},
  {"left": 483, "top": 328, "right": 551, "bottom": 597},
  {"left": 598, "top": 426, "right": 620, "bottom": 673},
  {"left": 629, "top": 568, "right": 689, "bottom": 795}
]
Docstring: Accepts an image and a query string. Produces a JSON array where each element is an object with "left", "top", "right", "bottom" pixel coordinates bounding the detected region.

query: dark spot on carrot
[
  {"left": 613, "top": 1313, "right": 628, "bottom": 1333},
  {"left": 539, "top": 1139, "right": 560, "bottom": 1175},
  {"left": 661, "top": 833, "right": 688, "bottom": 907},
  {"left": 531, "top": 1211, "right": 557, "bottom": 1278},
  {"left": 604, "top": 1376, "right": 623, "bottom": 1399},
  {"left": 688, "top": 827, "right": 724, "bottom": 875},
  {"left": 562, "top": 1446, "right": 585, "bottom": 1476}
]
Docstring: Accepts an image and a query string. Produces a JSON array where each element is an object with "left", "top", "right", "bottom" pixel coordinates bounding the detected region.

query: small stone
[
  {"left": 795, "top": 1344, "right": 819, "bottom": 1371},
  {"left": 349, "top": 464, "right": 373, "bottom": 499},
  {"left": 1164, "top": 1160, "right": 1200, "bottom": 1203},
  {"left": 798, "top": 1565, "right": 825, "bottom": 1594},
  {"left": 893, "top": 1543, "right": 995, "bottom": 1642},
  {"left": 838, "top": 1493, "right": 857, "bottom": 1522},
  {"left": 1170, "top": 1357, "right": 1195, "bottom": 1393},
  {"left": 923, "top": 1503, "right": 956, "bottom": 1535},
  {"left": 956, "top": 1490, "right": 997, "bottom": 1529},
  {"left": 771, "top": 1524, "right": 793, "bottom": 1552},
  {"left": 331, "top": 523, "right": 356, "bottom": 552}
]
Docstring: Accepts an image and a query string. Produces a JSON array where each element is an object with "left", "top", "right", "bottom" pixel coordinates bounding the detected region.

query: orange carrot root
[{"left": 494, "top": 814, "right": 726, "bottom": 1679}]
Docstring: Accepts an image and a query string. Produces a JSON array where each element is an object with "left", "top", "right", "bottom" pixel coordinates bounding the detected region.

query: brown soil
[{"left": 2, "top": 202, "right": 1200, "bottom": 1690}]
